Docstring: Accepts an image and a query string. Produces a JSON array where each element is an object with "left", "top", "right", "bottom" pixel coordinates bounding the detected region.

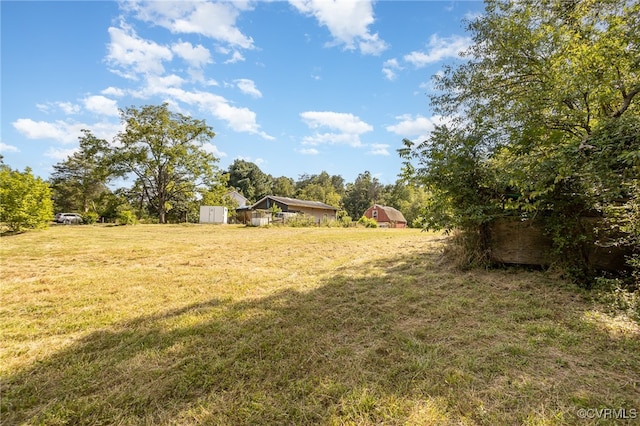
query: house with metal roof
[{"left": 251, "top": 195, "right": 338, "bottom": 224}]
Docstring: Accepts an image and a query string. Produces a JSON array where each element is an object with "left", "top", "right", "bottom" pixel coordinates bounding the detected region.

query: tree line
[{"left": 0, "top": 103, "right": 429, "bottom": 230}]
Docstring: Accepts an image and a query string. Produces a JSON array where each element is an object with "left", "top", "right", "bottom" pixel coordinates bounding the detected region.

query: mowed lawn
[{"left": 1, "top": 225, "right": 639, "bottom": 425}]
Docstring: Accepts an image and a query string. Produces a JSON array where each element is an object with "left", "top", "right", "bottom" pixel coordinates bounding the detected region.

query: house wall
[{"left": 296, "top": 207, "right": 337, "bottom": 223}]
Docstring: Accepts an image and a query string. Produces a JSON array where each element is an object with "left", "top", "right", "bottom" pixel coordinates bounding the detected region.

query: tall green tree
[
  {"left": 112, "top": 104, "right": 219, "bottom": 224},
  {"left": 343, "top": 171, "right": 384, "bottom": 220},
  {"left": 50, "top": 130, "right": 111, "bottom": 214},
  {"left": 401, "top": 0, "right": 640, "bottom": 276},
  {"left": 272, "top": 176, "right": 296, "bottom": 197},
  {"left": 227, "top": 159, "right": 272, "bottom": 202},
  {"left": 0, "top": 165, "right": 54, "bottom": 232},
  {"left": 295, "top": 172, "right": 343, "bottom": 207}
]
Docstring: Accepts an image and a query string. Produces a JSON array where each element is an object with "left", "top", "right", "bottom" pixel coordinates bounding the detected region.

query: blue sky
[{"left": 1, "top": 0, "right": 483, "bottom": 185}]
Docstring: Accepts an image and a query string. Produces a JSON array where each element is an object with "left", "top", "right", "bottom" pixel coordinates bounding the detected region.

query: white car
[{"left": 56, "top": 213, "right": 83, "bottom": 224}]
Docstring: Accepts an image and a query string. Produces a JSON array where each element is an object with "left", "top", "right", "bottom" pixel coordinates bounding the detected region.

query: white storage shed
[{"left": 199, "top": 206, "right": 228, "bottom": 224}]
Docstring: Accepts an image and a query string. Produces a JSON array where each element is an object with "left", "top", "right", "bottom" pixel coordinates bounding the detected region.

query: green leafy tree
[
  {"left": 401, "top": 0, "right": 639, "bottom": 277},
  {"left": 227, "top": 159, "right": 273, "bottom": 203},
  {"left": 382, "top": 179, "right": 431, "bottom": 228},
  {"left": 343, "top": 171, "right": 385, "bottom": 220},
  {"left": 112, "top": 104, "right": 219, "bottom": 224},
  {"left": 272, "top": 176, "right": 296, "bottom": 197},
  {"left": 50, "top": 130, "right": 112, "bottom": 214},
  {"left": 295, "top": 172, "right": 343, "bottom": 207},
  {"left": 0, "top": 165, "right": 54, "bottom": 232}
]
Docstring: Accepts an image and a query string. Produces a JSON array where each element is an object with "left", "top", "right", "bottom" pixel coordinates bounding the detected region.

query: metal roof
[
  {"left": 371, "top": 204, "right": 407, "bottom": 223},
  {"left": 252, "top": 195, "right": 338, "bottom": 211}
]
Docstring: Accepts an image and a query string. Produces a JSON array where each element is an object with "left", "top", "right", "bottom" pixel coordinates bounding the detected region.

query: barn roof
[
  {"left": 253, "top": 195, "right": 338, "bottom": 211},
  {"left": 371, "top": 204, "right": 407, "bottom": 223}
]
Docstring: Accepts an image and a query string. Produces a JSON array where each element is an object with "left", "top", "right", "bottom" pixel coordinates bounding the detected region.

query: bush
[
  {"left": 0, "top": 166, "right": 53, "bottom": 232},
  {"left": 117, "top": 210, "right": 137, "bottom": 225},
  {"left": 287, "top": 214, "right": 317, "bottom": 227},
  {"left": 83, "top": 212, "right": 99, "bottom": 224},
  {"left": 357, "top": 216, "right": 378, "bottom": 228}
]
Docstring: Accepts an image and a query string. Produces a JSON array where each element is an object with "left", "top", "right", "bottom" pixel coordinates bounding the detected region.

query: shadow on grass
[{"left": 3, "top": 250, "right": 640, "bottom": 425}]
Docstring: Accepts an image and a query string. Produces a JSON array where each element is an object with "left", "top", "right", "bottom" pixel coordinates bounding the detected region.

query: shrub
[
  {"left": 357, "top": 216, "right": 378, "bottom": 228},
  {"left": 0, "top": 166, "right": 53, "bottom": 232},
  {"left": 117, "top": 210, "right": 137, "bottom": 225},
  {"left": 83, "top": 212, "right": 99, "bottom": 224},
  {"left": 287, "top": 214, "right": 317, "bottom": 227}
]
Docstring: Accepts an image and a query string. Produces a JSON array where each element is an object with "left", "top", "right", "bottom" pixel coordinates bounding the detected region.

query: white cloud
[
  {"left": 289, "top": 0, "right": 388, "bottom": 55},
  {"left": 45, "top": 147, "right": 78, "bottom": 160},
  {"left": 404, "top": 34, "right": 471, "bottom": 68},
  {"left": 57, "top": 102, "right": 81, "bottom": 115},
  {"left": 202, "top": 142, "right": 227, "bottom": 158},
  {"left": 234, "top": 79, "right": 262, "bottom": 98},
  {"left": 133, "top": 74, "right": 185, "bottom": 98},
  {"left": 13, "top": 119, "right": 82, "bottom": 144},
  {"left": 386, "top": 114, "right": 449, "bottom": 142},
  {"left": 106, "top": 25, "right": 173, "bottom": 79},
  {"left": 172, "top": 41, "right": 212, "bottom": 68},
  {"left": 36, "top": 102, "right": 81, "bottom": 115},
  {"left": 151, "top": 87, "right": 273, "bottom": 139},
  {"left": 298, "top": 148, "right": 319, "bottom": 155},
  {"left": 13, "top": 118, "right": 122, "bottom": 144},
  {"left": 0, "top": 142, "right": 19, "bottom": 153},
  {"left": 102, "top": 86, "right": 126, "bottom": 97},
  {"left": 300, "top": 111, "right": 372, "bottom": 148},
  {"left": 382, "top": 58, "right": 402, "bottom": 81},
  {"left": 301, "top": 132, "right": 364, "bottom": 147},
  {"left": 224, "top": 51, "right": 246, "bottom": 64},
  {"left": 121, "top": 1, "right": 254, "bottom": 49},
  {"left": 236, "top": 155, "right": 265, "bottom": 166},
  {"left": 368, "top": 143, "right": 390, "bottom": 156},
  {"left": 83, "top": 95, "right": 119, "bottom": 116},
  {"left": 300, "top": 111, "right": 373, "bottom": 134}
]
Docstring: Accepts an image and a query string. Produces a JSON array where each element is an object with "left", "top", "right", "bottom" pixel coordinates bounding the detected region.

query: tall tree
[
  {"left": 113, "top": 104, "right": 219, "bottom": 224},
  {"left": 50, "top": 130, "right": 111, "bottom": 214},
  {"left": 295, "top": 171, "right": 343, "bottom": 207},
  {"left": 227, "top": 159, "right": 272, "bottom": 202},
  {"left": 401, "top": 0, "right": 640, "bottom": 276},
  {"left": 343, "top": 171, "right": 384, "bottom": 219},
  {"left": 272, "top": 176, "right": 296, "bottom": 197}
]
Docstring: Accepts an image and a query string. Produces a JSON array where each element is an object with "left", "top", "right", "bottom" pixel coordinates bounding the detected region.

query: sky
[{"left": 1, "top": 0, "right": 484, "bottom": 185}]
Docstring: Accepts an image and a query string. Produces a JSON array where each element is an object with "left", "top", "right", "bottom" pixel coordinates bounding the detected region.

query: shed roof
[
  {"left": 371, "top": 204, "right": 407, "bottom": 223},
  {"left": 253, "top": 195, "right": 338, "bottom": 211}
]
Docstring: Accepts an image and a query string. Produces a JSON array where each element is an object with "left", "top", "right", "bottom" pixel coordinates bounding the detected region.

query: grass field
[{"left": 1, "top": 225, "right": 639, "bottom": 425}]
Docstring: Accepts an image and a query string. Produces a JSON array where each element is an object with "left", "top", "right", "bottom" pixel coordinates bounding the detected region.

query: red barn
[{"left": 363, "top": 204, "right": 407, "bottom": 228}]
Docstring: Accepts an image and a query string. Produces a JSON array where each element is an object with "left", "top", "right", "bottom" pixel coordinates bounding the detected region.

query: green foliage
[
  {"left": 0, "top": 165, "right": 53, "bottom": 232},
  {"left": 295, "top": 172, "right": 344, "bottom": 207},
  {"left": 268, "top": 203, "right": 282, "bottom": 218},
  {"left": 117, "top": 209, "right": 137, "bottom": 226},
  {"left": 227, "top": 159, "right": 272, "bottom": 203},
  {"left": 357, "top": 216, "right": 378, "bottom": 228},
  {"left": 272, "top": 176, "right": 296, "bottom": 197},
  {"left": 343, "top": 171, "right": 384, "bottom": 220},
  {"left": 594, "top": 277, "right": 640, "bottom": 323},
  {"left": 337, "top": 210, "right": 353, "bottom": 228},
  {"left": 401, "top": 0, "right": 640, "bottom": 279},
  {"left": 50, "top": 130, "right": 112, "bottom": 214},
  {"left": 286, "top": 214, "right": 317, "bottom": 227},
  {"left": 83, "top": 212, "right": 99, "bottom": 224},
  {"left": 112, "top": 103, "right": 219, "bottom": 224}
]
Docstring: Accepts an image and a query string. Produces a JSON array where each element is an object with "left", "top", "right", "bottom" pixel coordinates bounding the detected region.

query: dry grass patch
[{"left": 1, "top": 225, "right": 639, "bottom": 425}]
